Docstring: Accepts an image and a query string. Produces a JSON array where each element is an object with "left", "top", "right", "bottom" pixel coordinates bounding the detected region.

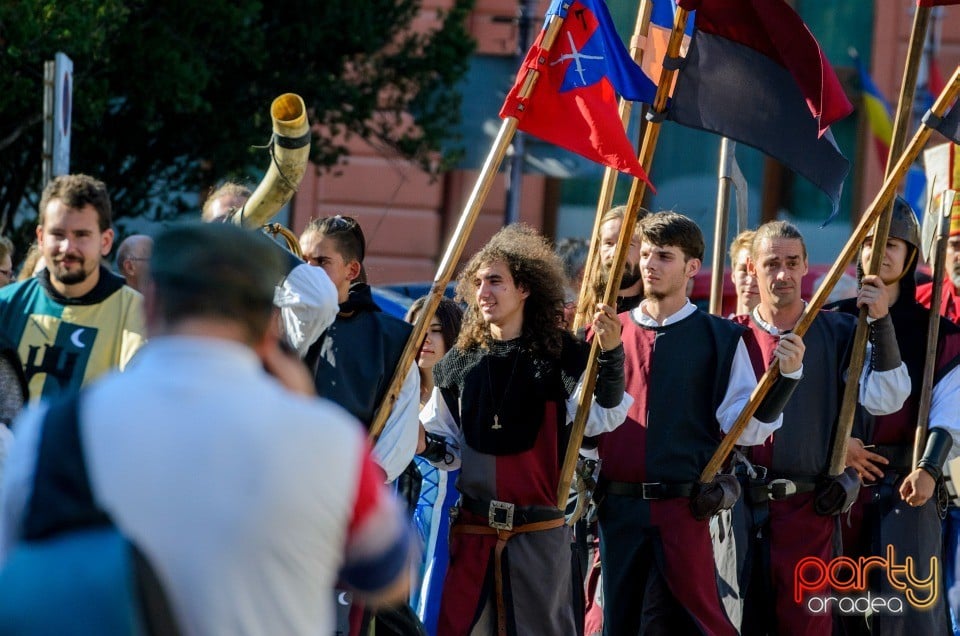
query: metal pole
[
  {"left": 709, "top": 138, "right": 735, "bottom": 316},
  {"left": 504, "top": 0, "right": 538, "bottom": 225},
  {"left": 42, "top": 59, "right": 55, "bottom": 189}
]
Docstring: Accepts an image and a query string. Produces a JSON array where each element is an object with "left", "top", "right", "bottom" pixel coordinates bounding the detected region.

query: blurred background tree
[{"left": 0, "top": 0, "right": 474, "bottom": 244}]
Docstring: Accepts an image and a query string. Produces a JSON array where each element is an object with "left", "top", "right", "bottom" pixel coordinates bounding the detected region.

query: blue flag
[
  {"left": 502, "top": 0, "right": 657, "bottom": 182},
  {"left": 558, "top": 0, "right": 657, "bottom": 103}
]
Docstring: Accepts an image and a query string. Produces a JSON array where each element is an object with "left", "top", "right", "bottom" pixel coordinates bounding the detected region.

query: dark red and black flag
[{"left": 668, "top": 0, "right": 854, "bottom": 215}]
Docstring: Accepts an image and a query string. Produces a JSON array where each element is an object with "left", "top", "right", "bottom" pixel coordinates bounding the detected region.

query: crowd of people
[{"left": 0, "top": 172, "right": 957, "bottom": 636}]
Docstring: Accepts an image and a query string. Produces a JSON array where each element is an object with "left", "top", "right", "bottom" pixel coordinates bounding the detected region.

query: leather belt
[
  {"left": 452, "top": 517, "right": 566, "bottom": 636},
  {"left": 747, "top": 477, "right": 818, "bottom": 503},
  {"left": 460, "top": 495, "right": 563, "bottom": 531},
  {"left": 603, "top": 480, "right": 696, "bottom": 500}
]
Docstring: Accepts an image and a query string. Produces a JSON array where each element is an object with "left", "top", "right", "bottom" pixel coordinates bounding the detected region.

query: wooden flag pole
[
  {"left": 573, "top": 0, "right": 654, "bottom": 333},
  {"left": 558, "top": 5, "right": 692, "bottom": 507},
  {"left": 699, "top": 68, "right": 960, "bottom": 483},
  {"left": 368, "top": 13, "right": 567, "bottom": 441},
  {"left": 709, "top": 137, "right": 737, "bottom": 316},
  {"left": 828, "top": 5, "right": 932, "bottom": 476},
  {"left": 914, "top": 191, "right": 957, "bottom": 466}
]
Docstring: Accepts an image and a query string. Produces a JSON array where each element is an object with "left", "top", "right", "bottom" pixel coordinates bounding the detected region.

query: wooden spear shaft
[
  {"left": 368, "top": 13, "right": 567, "bottom": 441},
  {"left": 700, "top": 67, "right": 960, "bottom": 483},
  {"left": 573, "top": 0, "right": 654, "bottom": 333},
  {"left": 828, "top": 5, "right": 932, "bottom": 476},
  {"left": 557, "top": 6, "right": 691, "bottom": 507},
  {"left": 914, "top": 191, "right": 957, "bottom": 466}
]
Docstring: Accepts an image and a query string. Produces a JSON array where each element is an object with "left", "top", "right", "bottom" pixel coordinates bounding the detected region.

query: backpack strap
[
  {"left": 21, "top": 392, "right": 111, "bottom": 541},
  {"left": 14, "top": 392, "right": 183, "bottom": 635}
]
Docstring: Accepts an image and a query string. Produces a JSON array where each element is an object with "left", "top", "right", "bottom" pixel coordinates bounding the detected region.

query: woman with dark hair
[
  {"left": 406, "top": 296, "right": 463, "bottom": 635},
  {"left": 405, "top": 297, "right": 463, "bottom": 407}
]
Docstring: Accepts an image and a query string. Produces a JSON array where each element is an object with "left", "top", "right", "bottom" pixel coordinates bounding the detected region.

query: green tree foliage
[{"left": 0, "top": 0, "right": 475, "bottom": 239}]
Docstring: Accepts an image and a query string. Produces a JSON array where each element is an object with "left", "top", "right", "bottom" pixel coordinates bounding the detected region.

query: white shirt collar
[
  {"left": 632, "top": 298, "right": 697, "bottom": 327},
  {"left": 750, "top": 302, "right": 807, "bottom": 336}
]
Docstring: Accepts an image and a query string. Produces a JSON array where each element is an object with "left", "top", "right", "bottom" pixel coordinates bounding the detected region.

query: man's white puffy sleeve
[
  {"left": 274, "top": 264, "right": 339, "bottom": 356},
  {"left": 372, "top": 364, "right": 420, "bottom": 482}
]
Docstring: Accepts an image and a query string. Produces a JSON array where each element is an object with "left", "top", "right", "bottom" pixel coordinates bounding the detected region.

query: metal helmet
[{"left": 866, "top": 196, "right": 920, "bottom": 250}]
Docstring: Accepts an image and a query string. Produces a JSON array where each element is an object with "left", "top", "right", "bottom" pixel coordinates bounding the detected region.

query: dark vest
[
  {"left": 599, "top": 310, "right": 741, "bottom": 483},
  {"left": 309, "top": 310, "right": 411, "bottom": 428},
  {"left": 736, "top": 311, "right": 854, "bottom": 477}
]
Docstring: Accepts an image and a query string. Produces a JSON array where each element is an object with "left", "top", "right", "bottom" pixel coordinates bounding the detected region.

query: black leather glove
[
  {"left": 690, "top": 475, "right": 741, "bottom": 520},
  {"left": 814, "top": 467, "right": 860, "bottom": 516}
]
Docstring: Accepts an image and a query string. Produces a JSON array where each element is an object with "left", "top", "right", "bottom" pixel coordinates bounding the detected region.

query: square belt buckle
[
  {"left": 641, "top": 483, "right": 662, "bottom": 500},
  {"left": 767, "top": 479, "right": 797, "bottom": 501},
  {"left": 488, "top": 500, "right": 515, "bottom": 531}
]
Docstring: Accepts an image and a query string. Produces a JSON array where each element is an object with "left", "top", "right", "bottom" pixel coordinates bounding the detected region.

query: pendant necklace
[{"left": 487, "top": 347, "right": 521, "bottom": 430}]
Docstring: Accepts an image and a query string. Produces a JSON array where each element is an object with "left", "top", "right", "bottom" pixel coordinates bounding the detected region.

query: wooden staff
[
  {"left": 367, "top": 13, "right": 567, "bottom": 441},
  {"left": 709, "top": 137, "right": 737, "bottom": 316},
  {"left": 572, "top": 0, "right": 653, "bottom": 333},
  {"left": 828, "top": 5, "right": 932, "bottom": 476},
  {"left": 557, "top": 5, "right": 692, "bottom": 507},
  {"left": 914, "top": 190, "right": 957, "bottom": 466},
  {"left": 699, "top": 67, "right": 960, "bottom": 483}
]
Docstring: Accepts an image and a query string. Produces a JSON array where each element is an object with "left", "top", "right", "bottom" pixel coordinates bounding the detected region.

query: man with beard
[
  {"left": 599, "top": 206, "right": 644, "bottom": 314},
  {"left": 0, "top": 175, "right": 146, "bottom": 402},
  {"left": 575, "top": 207, "right": 646, "bottom": 330},
  {"left": 918, "top": 207, "right": 960, "bottom": 321}
]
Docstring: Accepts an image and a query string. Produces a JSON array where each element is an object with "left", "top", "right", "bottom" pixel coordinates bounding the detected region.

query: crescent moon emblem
[
  {"left": 70, "top": 328, "right": 86, "bottom": 349},
  {"left": 337, "top": 592, "right": 350, "bottom": 605}
]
